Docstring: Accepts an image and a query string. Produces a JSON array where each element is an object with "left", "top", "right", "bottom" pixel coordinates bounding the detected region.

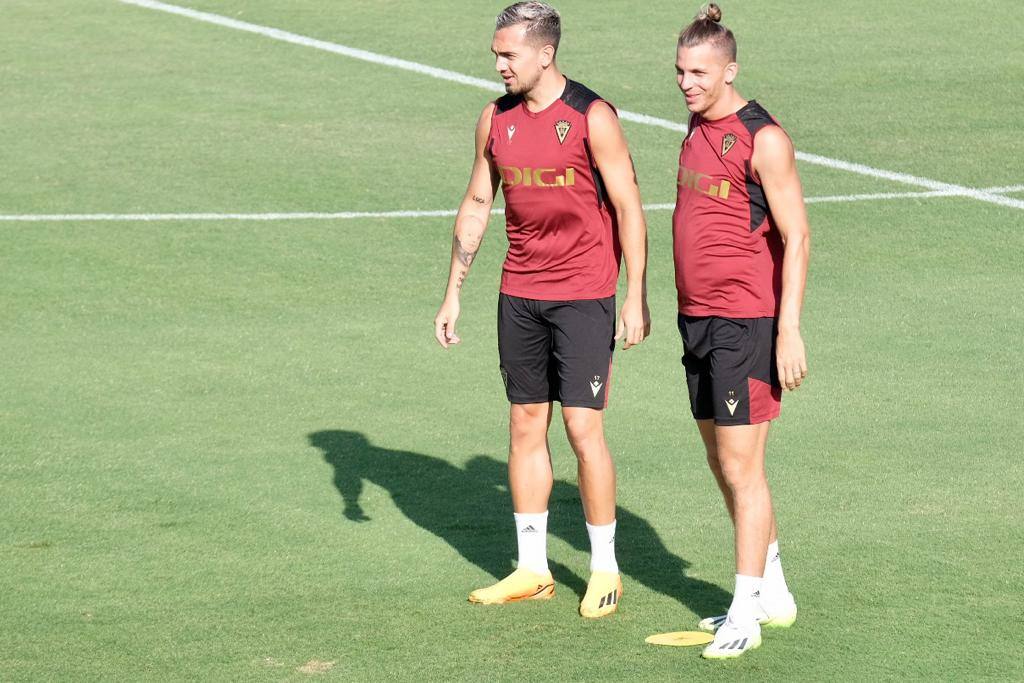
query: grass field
[{"left": 3, "top": 1, "right": 1023, "bottom": 680}]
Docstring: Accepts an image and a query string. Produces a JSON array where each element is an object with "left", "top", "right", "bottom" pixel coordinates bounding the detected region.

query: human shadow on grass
[{"left": 308, "top": 429, "right": 730, "bottom": 616}]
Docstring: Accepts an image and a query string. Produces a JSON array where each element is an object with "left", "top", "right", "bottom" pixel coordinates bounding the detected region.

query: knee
[
  {"left": 717, "top": 452, "right": 762, "bottom": 492},
  {"left": 510, "top": 404, "right": 549, "bottom": 452},
  {"left": 562, "top": 410, "right": 605, "bottom": 456},
  {"left": 705, "top": 448, "right": 721, "bottom": 474}
]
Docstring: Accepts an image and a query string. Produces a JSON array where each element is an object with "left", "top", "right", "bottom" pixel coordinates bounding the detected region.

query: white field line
[
  {"left": 0, "top": 210, "right": 462, "bottom": 223},
  {"left": 118, "top": 0, "right": 1024, "bottom": 212},
  {"left": 793, "top": 153, "right": 1024, "bottom": 211},
  {"left": 980, "top": 185, "right": 1024, "bottom": 194},
  {"left": 2, "top": 186, "right": 1018, "bottom": 222}
]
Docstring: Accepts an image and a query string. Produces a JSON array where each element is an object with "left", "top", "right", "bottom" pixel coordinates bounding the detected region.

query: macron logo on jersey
[{"left": 678, "top": 165, "right": 731, "bottom": 200}]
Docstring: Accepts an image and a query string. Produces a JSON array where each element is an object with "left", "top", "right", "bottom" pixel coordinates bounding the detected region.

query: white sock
[
  {"left": 762, "top": 540, "right": 791, "bottom": 598},
  {"left": 586, "top": 520, "right": 618, "bottom": 574},
  {"left": 514, "top": 511, "right": 549, "bottom": 574},
  {"left": 727, "top": 574, "right": 762, "bottom": 625}
]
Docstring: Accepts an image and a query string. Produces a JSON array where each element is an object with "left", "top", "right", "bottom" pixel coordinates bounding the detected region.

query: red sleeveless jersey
[
  {"left": 672, "top": 100, "right": 785, "bottom": 318},
  {"left": 487, "top": 79, "right": 620, "bottom": 300}
]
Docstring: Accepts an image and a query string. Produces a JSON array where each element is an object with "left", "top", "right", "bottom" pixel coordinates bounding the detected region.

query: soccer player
[
  {"left": 433, "top": 1, "right": 650, "bottom": 618},
  {"left": 671, "top": 4, "right": 810, "bottom": 658}
]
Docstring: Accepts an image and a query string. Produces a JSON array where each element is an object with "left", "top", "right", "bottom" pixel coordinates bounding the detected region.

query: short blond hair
[{"left": 496, "top": 2, "right": 561, "bottom": 54}]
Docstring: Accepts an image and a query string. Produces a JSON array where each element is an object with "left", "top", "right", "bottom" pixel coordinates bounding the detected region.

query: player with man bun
[{"left": 671, "top": 3, "right": 810, "bottom": 658}]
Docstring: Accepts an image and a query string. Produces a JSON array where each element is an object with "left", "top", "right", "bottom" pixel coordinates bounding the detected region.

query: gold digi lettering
[
  {"left": 678, "top": 168, "right": 705, "bottom": 190},
  {"left": 500, "top": 166, "right": 522, "bottom": 187},
  {"left": 535, "top": 168, "right": 569, "bottom": 187},
  {"left": 678, "top": 166, "right": 731, "bottom": 200},
  {"left": 499, "top": 166, "right": 576, "bottom": 188}
]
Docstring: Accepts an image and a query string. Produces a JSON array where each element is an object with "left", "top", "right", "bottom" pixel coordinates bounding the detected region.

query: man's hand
[
  {"left": 434, "top": 297, "right": 462, "bottom": 349},
  {"left": 614, "top": 296, "right": 651, "bottom": 350},
  {"left": 776, "top": 326, "right": 807, "bottom": 391}
]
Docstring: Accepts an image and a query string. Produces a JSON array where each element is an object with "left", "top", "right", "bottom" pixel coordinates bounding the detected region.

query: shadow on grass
[{"left": 308, "top": 429, "right": 730, "bottom": 616}]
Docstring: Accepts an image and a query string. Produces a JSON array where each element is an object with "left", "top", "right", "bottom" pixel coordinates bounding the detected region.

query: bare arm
[
  {"left": 434, "top": 103, "right": 500, "bottom": 349},
  {"left": 586, "top": 101, "right": 650, "bottom": 349},
  {"left": 752, "top": 125, "right": 810, "bottom": 391}
]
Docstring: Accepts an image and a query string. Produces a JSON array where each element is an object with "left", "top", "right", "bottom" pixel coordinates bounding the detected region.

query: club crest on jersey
[
  {"left": 507, "top": 125, "right": 516, "bottom": 142},
  {"left": 554, "top": 120, "right": 571, "bottom": 144},
  {"left": 721, "top": 133, "right": 737, "bottom": 157}
]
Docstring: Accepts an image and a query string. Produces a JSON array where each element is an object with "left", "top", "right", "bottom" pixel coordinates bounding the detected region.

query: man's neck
[
  {"left": 523, "top": 71, "right": 567, "bottom": 112},
  {"left": 703, "top": 91, "right": 747, "bottom": 122}
]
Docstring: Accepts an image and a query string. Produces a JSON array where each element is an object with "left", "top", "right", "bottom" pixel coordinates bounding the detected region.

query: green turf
[{"left": 2, "top": 1, "right": 1023, "bottom": 680}]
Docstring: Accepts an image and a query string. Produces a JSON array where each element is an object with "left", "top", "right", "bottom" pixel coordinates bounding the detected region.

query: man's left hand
[
  {"left": 776, "top": 326, "right": 807, "bottom": 391},
  {"left": 615, "top": 297, "right": 651, "bottom": 350}
]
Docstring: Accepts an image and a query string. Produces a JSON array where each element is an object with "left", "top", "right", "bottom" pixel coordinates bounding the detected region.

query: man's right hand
[{"left": 434, "top": 298, "right": 462, "bottom": 349}]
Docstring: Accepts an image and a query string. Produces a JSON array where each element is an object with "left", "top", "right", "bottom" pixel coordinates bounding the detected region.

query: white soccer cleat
[
  {"left": 701, "top": 616, "right": 762, "bottom": 659},
  {"left": 698, "top": 592, "right": 797, "bottom": 632}
]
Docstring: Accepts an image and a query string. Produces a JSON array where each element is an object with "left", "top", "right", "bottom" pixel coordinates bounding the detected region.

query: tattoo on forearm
[
  {"left": 453, "top": 233, "right": 481, "bottom": 267},
  {"left": 471, "top": 195, "right": 487, "bottom": 204},
  {"left": 455, "top": 270, "right": 466, "bottom": 290}
]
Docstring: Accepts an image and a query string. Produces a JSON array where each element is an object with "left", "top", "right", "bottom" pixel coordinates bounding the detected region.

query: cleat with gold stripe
[
  {"left": 468, "top": 568, "right": 555, "bottom": 605},
  {"left": 579, "top": 571, "right": 622, "bottom": 619}
]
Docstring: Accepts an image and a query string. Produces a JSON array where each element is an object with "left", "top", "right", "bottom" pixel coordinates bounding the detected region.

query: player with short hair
[
  {"left": 671, "top": 3, "right": 810, "bottom": 658},
  {"left": 433, "top": 1, "right": 650, "bottom": 618}
]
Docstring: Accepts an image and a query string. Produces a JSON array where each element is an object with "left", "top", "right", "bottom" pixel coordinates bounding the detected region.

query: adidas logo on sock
[{"left": 520, "top": 525, "right": 538, "bottom": 533}]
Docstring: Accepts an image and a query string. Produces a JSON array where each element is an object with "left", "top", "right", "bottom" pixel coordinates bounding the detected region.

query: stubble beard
[{"left": 507, "top": 70, "right": 541, "bottom": 97}]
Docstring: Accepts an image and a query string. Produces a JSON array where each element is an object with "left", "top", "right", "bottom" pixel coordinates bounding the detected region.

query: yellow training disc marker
[{"left": 645, "top": 631, "right": 715, "bottom": 647}]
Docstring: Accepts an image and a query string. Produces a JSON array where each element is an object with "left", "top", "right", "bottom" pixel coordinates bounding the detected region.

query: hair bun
[{"left": 698, "top": 3, "right": 722, "bottom": 22}]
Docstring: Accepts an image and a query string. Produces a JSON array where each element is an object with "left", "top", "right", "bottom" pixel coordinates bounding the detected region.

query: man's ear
[
  {"left": 724, "top": 61, "right": 739, "bottom": 85},
  {"left": 539, "top": 44, "right": 556, "bottom": 68}
]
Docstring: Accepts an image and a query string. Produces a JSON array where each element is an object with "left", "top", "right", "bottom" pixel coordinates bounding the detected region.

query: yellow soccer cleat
[
  {"left": 468, "top": 568, "right": 555, "bottom": 605},
  {"left": 579, "top": 571, "right": 622, "bottom": 618}
]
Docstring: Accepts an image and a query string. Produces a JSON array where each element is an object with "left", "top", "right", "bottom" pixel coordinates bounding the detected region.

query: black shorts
[
  {"left": 498, "top": 294, "right": 615, "bottom": 409},
  {"left": 678, "top": 314, "right": 782, "bottom": 425}
]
